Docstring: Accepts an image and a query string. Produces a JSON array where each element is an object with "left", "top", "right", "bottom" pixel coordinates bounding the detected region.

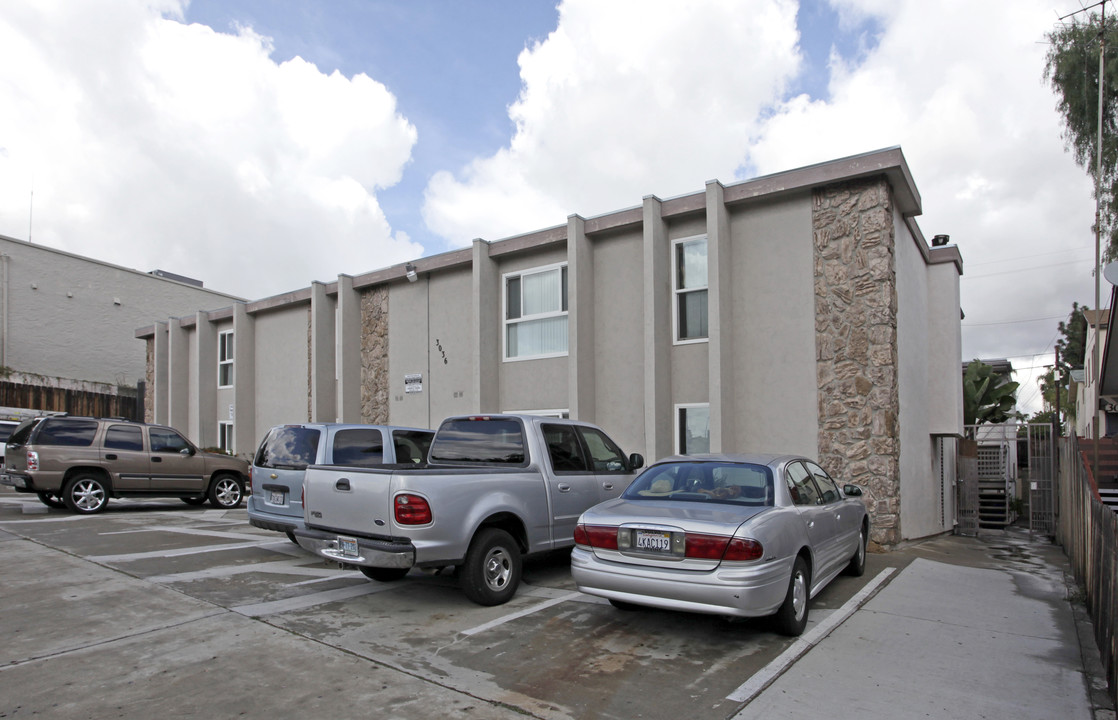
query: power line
[{"left": 962, "top": 314, "right": 1067, "bottom": 327}]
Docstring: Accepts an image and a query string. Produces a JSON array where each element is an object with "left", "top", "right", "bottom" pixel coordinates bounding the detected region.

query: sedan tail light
[
  {"left": 577, "top": 524, "right": 761, "bottom": 562},
  {"left": 394, "top": 494, "right": 432, "bottom": 525},
  {"left": 573, "top": 524, "right": 619, "bottom": 550}
]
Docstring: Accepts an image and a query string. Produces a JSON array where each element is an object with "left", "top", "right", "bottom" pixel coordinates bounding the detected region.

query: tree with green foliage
[
  {"left": 1045, "top": 13, "right": 1118, "bottom": 260},
  {"left": 1036, "top": 303, "right": 1090, "bottom": 428},
  {"left": 963, "top": 360, "right": 1020, "bottom": 431}
]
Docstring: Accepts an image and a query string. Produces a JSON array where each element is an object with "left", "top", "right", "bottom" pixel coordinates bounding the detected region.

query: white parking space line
[
  {"left": 231, "top": 582, "right": 392, "bottom": 616},
  {"left": 87, "top": 540, "right": 287, "bottom": 563},
  {"left": 460, "top": 591, "right": 583, "bottom": 637},
  {"left": 726, "top": 567, "right": 896, "bottom": 705},
  {"left": 97, "top": 526, "right": 266, "bottom": 542},
  {"left": 146, "top": 559, "right": 351, "bottom": 584},
  {"left": 0, "top": 514, "right": 86, "bottom": 524}
]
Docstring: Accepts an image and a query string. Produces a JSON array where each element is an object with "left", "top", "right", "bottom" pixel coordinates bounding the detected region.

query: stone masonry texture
[
  {"left": 361, "top": 287, "right": 389, "bottom": 424},
  {"left": 813, "top": 177, "right": 900, "bottom": 549}
]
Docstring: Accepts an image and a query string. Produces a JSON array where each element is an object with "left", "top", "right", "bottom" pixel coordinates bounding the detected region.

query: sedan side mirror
[
  {"left": 843, "top": 484, "right": 863, "bottom": 497},
  {"left": 629, "top": 453, "right": 645, "bottom": 471}
]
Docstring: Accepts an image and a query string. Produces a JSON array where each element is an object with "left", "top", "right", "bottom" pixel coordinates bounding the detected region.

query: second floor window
[
  {"left": 674, "top": 235, "right": 708, "bottom": 342},
  {"left": 218, "top": 330, "right": 234, "bottom": 387},
  {"left": 505, "top": 264, "right": 568, "bottom": 360}
]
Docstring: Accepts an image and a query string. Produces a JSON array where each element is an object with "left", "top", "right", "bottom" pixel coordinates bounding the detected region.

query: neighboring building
[
  {"left": 0, "top": 234, "right": 243, "bottom": 418},
  {"left": 1076, "top": 307, "right": 1115, "bottom": 439},
  {"left": 138, "top": 147, "right": 964, "bottom": 548}
]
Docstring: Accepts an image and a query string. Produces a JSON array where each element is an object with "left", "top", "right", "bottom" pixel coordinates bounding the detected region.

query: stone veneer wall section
[
  {"left": 144, "top": 338, "right": 155, "bottom": 423},
  {"left": 813, "top": 177, "right": 900, "bottom": 549},
  {"left": 361, "top": 287, "right": 389, "bottom": 424}
]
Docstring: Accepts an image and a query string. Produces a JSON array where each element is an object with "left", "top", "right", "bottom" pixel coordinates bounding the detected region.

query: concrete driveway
[{"left": 0, "top": 488, "right": 1107, "bottom": 719}]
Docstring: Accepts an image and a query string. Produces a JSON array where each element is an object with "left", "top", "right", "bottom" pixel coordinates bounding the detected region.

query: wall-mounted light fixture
[
  {"left": 405, "top": 263, "right": 418, "bottom": 283},
  {"left": 931, "top": 234, "right": 950, "bottom": 247}
]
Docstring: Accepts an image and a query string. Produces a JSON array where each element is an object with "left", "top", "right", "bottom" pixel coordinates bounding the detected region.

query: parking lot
[{"left": 0, "top": 487, "right": 916, "bottom": 720}]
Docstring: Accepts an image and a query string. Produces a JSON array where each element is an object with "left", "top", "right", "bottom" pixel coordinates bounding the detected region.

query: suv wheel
[
  {"left": 208, "top": 474, "right": 244, "bottom": 509},
  {"left": 63, "top": 474, "right": 110, "bottom": 514},
  {"left": 36, "top": 491, "right": 66, "bottom": 509}
]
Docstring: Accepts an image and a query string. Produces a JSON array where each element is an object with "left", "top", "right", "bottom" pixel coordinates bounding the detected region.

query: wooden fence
[
  {"left": 1058, "top": 434, "right": 1117, "bottom": 706},
  {"left": 0, "top": 380, "right": 142, "bottom": 421}
]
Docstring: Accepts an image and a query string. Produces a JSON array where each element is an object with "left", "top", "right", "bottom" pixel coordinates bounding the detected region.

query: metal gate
[
  {"left": 956, "top": 423, "right": 1056, "bottom": 536},
  {"left": 1025, "top": 423, "right": 1056, "bottom": 536}
]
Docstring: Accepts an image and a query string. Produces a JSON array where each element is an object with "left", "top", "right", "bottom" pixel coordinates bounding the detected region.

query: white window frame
[
  {"left": 503, "top": 262, "right": 569, "bottom": 362},
  {"left": 675, "top": 403, "right": 711, "bottom": 455},
  {"left": 218, "top": 421, "right": 234, "bottom": 454},
  {"left": 217, "top": 330, "right": 234, "bottom": 388},
  {"left": 672, "top": 234, "right": 709, "bottom": 345}
]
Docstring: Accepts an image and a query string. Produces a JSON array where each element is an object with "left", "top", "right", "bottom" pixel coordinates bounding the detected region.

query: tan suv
[{"left": 2, "top": 416, "right": 249, "bottom": 514}]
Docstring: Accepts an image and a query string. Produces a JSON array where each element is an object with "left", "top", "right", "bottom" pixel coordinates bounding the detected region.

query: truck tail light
[
  {"left": 394, "top": 494, "right": 432, "bottom": 525},
  {"left": 247, "top": 466, "right": 253, "bottom": 493},
  {"left": 573, "top": 524, "right": 618, "bottom": 550},
  {"left": 26, "top": 450, "right": 38, "bottom": 472}
]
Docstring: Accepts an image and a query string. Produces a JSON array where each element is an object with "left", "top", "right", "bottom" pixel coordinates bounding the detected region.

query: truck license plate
[
  {"left": 635, "top": 530, "right": 671, "bottom": 553},
  {"left": 268, "top": 490, "right": 284, "bottom": 505},
  {"left": 339, "top": 535, "right": 359, "bottom": 558}
]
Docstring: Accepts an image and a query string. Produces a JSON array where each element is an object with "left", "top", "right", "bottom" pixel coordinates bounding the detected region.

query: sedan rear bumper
[
  {"left": 294, "top": 526, "right": 415, "bottom": 570},
  {"left": 571, "top": 546, "right": 792, "bottom": 618}
]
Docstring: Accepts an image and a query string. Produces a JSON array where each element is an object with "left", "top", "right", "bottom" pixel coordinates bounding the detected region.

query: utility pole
[{"left": 1094, "top": 0, "right": 1106, "bottom": 479}]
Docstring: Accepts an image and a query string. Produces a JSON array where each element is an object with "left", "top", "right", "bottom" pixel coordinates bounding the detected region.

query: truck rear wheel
[{"left": 459, "top": 528, "right": 521, "bottom": 606}]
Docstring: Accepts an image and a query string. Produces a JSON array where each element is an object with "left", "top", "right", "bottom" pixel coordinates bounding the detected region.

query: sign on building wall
[{"left": 404, "top": 373, "right": 423, "bottom": 394}]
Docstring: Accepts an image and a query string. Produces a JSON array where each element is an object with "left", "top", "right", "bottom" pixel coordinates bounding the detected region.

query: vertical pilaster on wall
[
  {"left": 192, "top": 311, "right": 217, "bottom": 447},
  {"left": 360, "top": 286, "right": 389, "bottom": 424},
  {"left": 643, "top": 196, "right": 672, "bottom": 461},
  {"left": 337, "top": 275, "right": 362, "bottom": 423},
  {"left": 310, "top": 281, "right": 337, "bottom": 422},
  {"left": 232, "top": 303, "right": 256, "bottom": 458},
  {"left": 167, "top": 321, "right": 189, "bottom": 431},
  {"left": 472, "top": 239, "right": 500, "bottom": 413},
  {"left": 568, "top": 214, "right": 595, "bottom": 422},
  {"left": 152, "top": 322, "right": 169, "bottom": 425},
  {"left": 813, "top": 178, "right": 900, "bottom": 548},
  {"left": 706, "top": 181, "right": 734, "bottom": 453},
  {"left": 144, "top": 337, "right": 156, "bottom": 424}
]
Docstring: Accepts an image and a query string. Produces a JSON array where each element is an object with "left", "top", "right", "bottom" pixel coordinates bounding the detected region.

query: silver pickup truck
[{"left": 294, "top": 414, "right": 644, "bottom": 605}]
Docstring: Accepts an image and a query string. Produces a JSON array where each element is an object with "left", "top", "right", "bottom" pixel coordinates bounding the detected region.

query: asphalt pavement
[{"left": 0, "top": 494, "right": 1112, "bottom": 720}]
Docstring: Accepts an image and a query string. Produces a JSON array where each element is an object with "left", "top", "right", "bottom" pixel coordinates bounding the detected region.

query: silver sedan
[{"left": 571, "top": 453, "right": 868, "bottom": 636}]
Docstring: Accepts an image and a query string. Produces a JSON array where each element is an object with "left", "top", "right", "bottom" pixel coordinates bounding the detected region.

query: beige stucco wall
[
  {"left": 590, "top": 228, "right": 645, "bottom": 455},
  {"left": 0, "top": 235, "right": 240, "bottom": 387},
  {"left": 253, "top": 306, "right": 311, "bottom": 435},
  {"left": 729, "top": 194, "right": 818, "bottom": 456}
]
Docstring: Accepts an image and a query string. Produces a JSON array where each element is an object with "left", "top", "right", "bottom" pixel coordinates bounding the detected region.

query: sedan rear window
[
  {"left": 428, "top": 418, "right": 526, "bottom": 466},
  {"left": 254, "top": 427, "right": 321, "bottom": 469},
  {"left": 622, "top": 461, "right": 773, "bottom": 506}
]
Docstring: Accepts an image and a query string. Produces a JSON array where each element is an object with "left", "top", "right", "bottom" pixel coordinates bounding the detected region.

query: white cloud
[
  {"left": 423, "top": 0, "right": 1096, "bottom": 415},
  {"left": 0, "top": 0, "right": 420, "bottom": 298},
  {"left": 422, "top": 0, "right": 802, "bottom": 242}
]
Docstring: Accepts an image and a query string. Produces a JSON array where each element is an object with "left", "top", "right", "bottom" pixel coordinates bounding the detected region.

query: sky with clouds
[{"left": 0, "top": 0, "right": 1103, "bottom": 414}]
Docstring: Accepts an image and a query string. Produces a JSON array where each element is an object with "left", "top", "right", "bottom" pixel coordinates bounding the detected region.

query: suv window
[
  {"left": 330, "top": 428, "right": 384, "bottom": 466},
  {"left": 428, "top": 419, "right": 526, "bottom": 465},
  {"left": 150, "top": 427, "right": 191, "bottom": 453},
  {"left": 7, "top": 419, "right": 40, "bottom": 446},
  {"left": 34, "top": 419, "right": 99, "bottom": 447},
  {"left": 254, "top": 426, "right": 321, "bottom": 469},
  {"left": 0, "top": 422, "right": 18, "bottom": 443},
  {"left": 104, "top": 424, "right": 144, "bottom": 452}
]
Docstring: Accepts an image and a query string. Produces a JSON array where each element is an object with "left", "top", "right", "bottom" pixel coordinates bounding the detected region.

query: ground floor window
[
  {"left": 218, "top": 421, "right": 234, "bottom": 454},
  {"left": 676, "top": 404, "right": 710, "bottom": 455}
]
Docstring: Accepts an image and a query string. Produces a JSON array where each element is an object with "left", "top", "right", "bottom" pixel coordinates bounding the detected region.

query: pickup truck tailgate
[{"left": 303, "top": 465, "right": 393, "bottom": 533}]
